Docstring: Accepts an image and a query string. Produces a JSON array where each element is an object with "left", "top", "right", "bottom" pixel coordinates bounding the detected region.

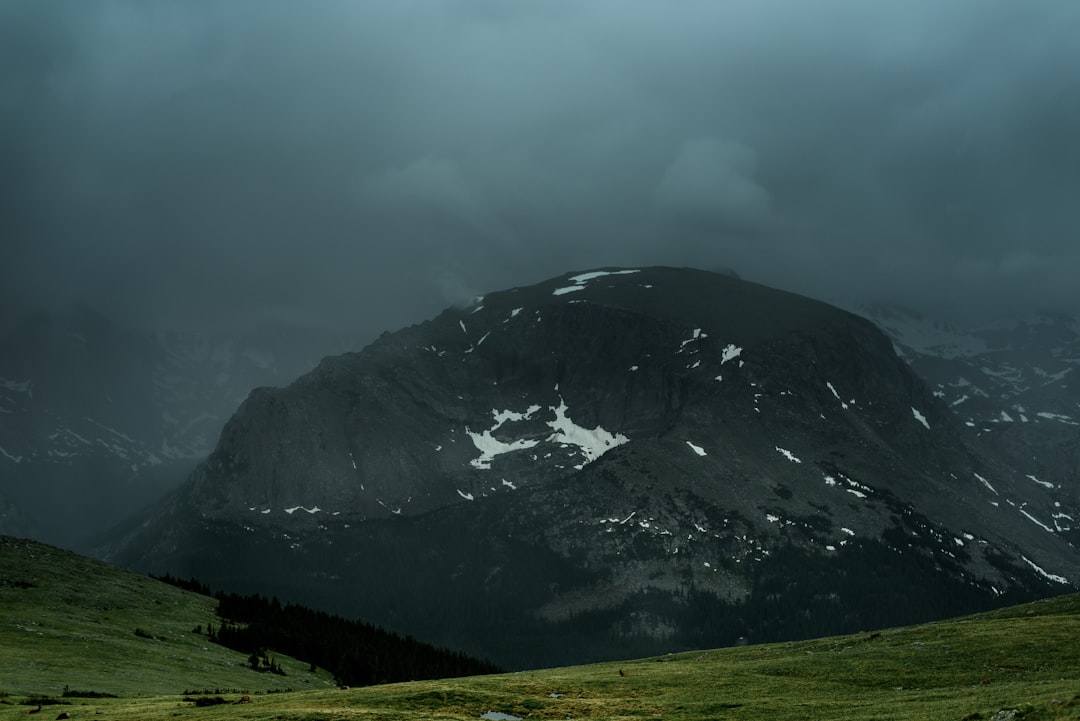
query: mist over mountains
[{"left": 0, "top": 310, "right": 363, "bottom": 549}]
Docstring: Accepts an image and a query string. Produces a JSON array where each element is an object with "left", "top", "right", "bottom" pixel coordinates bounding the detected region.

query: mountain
[
  {"left": 103, "top": 268, "right": 1079, "bottom": 670},
  {"left": 0, "top": 308, "right": 360, "bottom": 549},
  {"left": 859, "top": 303, "right": 1080, "bottom": 545}
]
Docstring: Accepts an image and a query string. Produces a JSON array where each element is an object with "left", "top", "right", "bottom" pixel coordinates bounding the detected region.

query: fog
[{"left": 4, "top": 0, "right": 1079, "bottom": 340}]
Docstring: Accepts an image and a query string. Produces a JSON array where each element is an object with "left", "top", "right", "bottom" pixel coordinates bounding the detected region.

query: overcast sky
[{"left": 3, "top": 0, "right": 1079, "bottom": 338}]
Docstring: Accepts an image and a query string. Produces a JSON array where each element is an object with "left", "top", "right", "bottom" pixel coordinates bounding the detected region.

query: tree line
[{"left": 154, "top": 573, "right": 502, "bottom": 686}]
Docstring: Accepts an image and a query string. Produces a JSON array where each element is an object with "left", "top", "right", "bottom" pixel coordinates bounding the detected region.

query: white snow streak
[
  {"left": 826, "top": 382, "right": 849, "bottom": 409},
  {"left": 911, "top": 407, "right": 930, "bottom": 429},
  {"left": 284, "top": 506, "right": 322, "bottom": 515},
  {"left": 775, "top": 447, "right": 802, "bottom": 463},
  {"left": 974, "top": 473, "right": 999, "bottom": 495},
  {"left": 1027, "top": 474, "right": 1054, "bottom": 489},
  {"left": 1021, "top": 555, "right": 1069, "bottom": 584},
  {"left": 686, "top": 440, "right": 707, "bottom": 456},
  {"left": 553, "top": 269, "right": 640, "bottom": 296},
  {"left": 1019, "top": 508, "right": 1055, "bottom": 533},
  {"left": 569, "top": 269, "right": 640, "bottom": 283}
]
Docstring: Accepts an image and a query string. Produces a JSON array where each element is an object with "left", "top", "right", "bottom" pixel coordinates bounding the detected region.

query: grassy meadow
[{"left": 3, "top": 534, "right": 1080, "bottom": 720}]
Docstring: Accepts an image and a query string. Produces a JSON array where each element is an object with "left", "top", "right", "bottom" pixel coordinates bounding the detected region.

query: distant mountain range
[
  {"left": 0, "top": 308, "right": 360, "bottom": 548},
  {"left": 93, "top": 268, "right": 1079, "bottom": 670},
  {"left": 858, "top": 304, "right": 1080, "bottom": 509}
]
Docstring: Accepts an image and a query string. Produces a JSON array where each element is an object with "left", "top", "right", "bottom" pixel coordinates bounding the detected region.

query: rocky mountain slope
[
  {"left": 104, "top": 268, "right": 1079, "bottom": 669},
  {"left": 0, "top": 309, "right": 356, "bottom": 548},
  {"left": 860, "top": 303, "right": 1080, "bottom": 542}
]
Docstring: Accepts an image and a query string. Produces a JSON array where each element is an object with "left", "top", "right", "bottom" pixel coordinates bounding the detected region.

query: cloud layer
[{"left": 3, "top": 0, "right": 1079, "bottom": 335}]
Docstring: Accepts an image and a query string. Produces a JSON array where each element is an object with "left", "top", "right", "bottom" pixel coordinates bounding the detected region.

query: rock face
[{"left": 105, "top": 268, "right": 1080, "bottom": 670}]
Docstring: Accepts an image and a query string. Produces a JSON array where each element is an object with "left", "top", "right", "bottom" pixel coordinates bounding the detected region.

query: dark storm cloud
[{"left": 3, "top": 0, "right": 1079, "bottom": 336}]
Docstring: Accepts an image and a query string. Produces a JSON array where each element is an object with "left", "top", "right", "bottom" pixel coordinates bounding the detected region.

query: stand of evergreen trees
[{"left": 154, "top": 574, "right": 501, "bottom": 686}]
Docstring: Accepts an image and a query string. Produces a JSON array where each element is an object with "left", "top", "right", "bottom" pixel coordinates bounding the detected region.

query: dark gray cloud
[{"left": 3, "top": 0, "right": 1079, "bottom": 337}]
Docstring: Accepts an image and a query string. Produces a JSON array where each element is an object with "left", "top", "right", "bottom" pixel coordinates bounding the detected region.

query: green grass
[
  {"left": 0, "top": 536, "right": 336, "bottom": 697},
  {"left": 3, "top": 534, "right": 1080, "bottom": 720}
]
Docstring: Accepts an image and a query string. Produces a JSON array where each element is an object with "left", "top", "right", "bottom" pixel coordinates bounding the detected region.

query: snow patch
[
  {"left": 546, "top": 397, "right": 629, "bottom": 469},
  {"left": 1021, "top": 556, "right": 1069, "bottom": 584},
  {"left": 911, "top": 407, "right": 930, "bottom": 429},
  {"left": 1036, "top": 411, "right": 1079, "bottom": 425},
  {"left": 1019, "top": 508, "right": 1055, "bottom": 533},
  {"left": 466, "top": 405, "right": 543, "bottom": 469},
  {"left": 569, "top": 269, "right": 640, "bottom": 284},
  {"left": 826, "top": 382, "right": 849, "bottom": 409},
  {"left": 721, "top": 344, "right": 742, "bottom": 365},
  {"left": 775, "top": 447, "right": 802, "bottom": 463},
  {"left": 457, "top": 489, "right": 475, "bottom": 501},
  {"left": 284, "top": 506, "right": 322, "bottom": 515},
  {"left": 467, "top": 429, "right": 540, "bottom": 470},
  {"left": 686, "top": 440, "right": 707, "bottom": 456},
  {"left": 1026, "top": 474, "right": 1054, "bottom": 489},
  {"left": 553, "top": 269, "right": 640, "bottom": 296},
  {"left": 678, "top": 328, "right": 707, "bottom": 353},
  {"left": 974, "top": 473, "right": 998, "bottom": 495}
]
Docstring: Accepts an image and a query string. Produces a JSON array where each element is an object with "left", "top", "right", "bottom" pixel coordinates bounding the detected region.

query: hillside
[
  {"left": 0, "top": 535, "right": 495, "bottom": 698},
  {"left": 0, "top": 535, "right": 335, "bottom": 697},
  {"left": 3, "top": 591, "right": 1080, "bottom": 721}
]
